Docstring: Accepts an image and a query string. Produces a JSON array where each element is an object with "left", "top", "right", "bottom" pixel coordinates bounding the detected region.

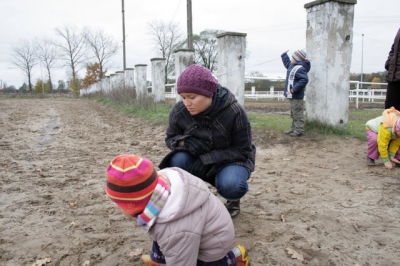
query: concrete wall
[
  {"left": 305, "top": 0, "right": 356, "bottom": 128},
  {"left": 151, "top": 58, "right": 166, "bottom": 102},
  {"left": 217, "top": 32, "right": 247, "bottom": 106}
]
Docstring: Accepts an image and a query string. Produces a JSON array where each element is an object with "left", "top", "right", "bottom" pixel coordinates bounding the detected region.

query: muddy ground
[{"left": 1, "top": 98, "right": 399, "bottom": 266}]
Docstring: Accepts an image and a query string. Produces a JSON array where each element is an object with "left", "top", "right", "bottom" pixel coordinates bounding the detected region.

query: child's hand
[{"left": 384, "top": 161, "right": 393, "bottom": 169}]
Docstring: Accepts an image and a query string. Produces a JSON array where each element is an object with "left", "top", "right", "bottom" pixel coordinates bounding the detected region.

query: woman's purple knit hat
[{"left": 177, "top": 64, "right": 218, "bottom": 98}]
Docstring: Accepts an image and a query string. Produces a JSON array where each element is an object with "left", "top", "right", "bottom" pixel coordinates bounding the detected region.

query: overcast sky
[{"left": 1, "top": 0, "right": 399, "bottom": 88}]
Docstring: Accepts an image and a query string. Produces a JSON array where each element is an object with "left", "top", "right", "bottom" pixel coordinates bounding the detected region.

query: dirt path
[{"left": 1, "top": 99, "right": 399, "bottom": 266}]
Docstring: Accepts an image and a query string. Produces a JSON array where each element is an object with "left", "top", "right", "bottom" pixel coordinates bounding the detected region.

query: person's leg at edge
[
  {"left": 385, "top": 81, "right": 400, "bottom": 110},
  {"left": 168, "top": 151, "right": 197, "bottom": 172},
  {"left": 394, "top": 149, "right": 400, "bottom": 167},
  {"left": 215, "top": 165, "right": 250, "bottom": 219}
]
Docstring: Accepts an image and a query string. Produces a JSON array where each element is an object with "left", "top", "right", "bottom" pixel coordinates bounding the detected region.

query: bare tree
[
  {"left": 36, "top": 38, "right": 59, "bottom": 93},
  {"left": 11, "top": 40, "right": 37, "bottom": 91},
  {"left": 147, "top": 20, "right": 185, "bottom": 83},
  {"left": 82, "top": 27, "right": 119, "bottom": 79},
  {"left": 193, "top": 29, "right": 221, "bottom": 73},
  {"left": 54, "top": 25, "right": 87, "bottom": 94}
]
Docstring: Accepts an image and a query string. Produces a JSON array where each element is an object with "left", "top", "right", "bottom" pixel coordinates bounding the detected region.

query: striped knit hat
[
  {"left": 292, "top": 49, "right": 307, "bottom": 62},
  {"left": 105, "top": 154, "right": 158, "bottom": 215}
]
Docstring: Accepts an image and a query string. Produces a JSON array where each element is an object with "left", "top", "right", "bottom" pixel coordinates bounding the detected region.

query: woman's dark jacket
[
  {"left": 385, "top": 28, "right": 400, "bottom": 82},
  {"left": 159, "top": 85, "right": 256, "bottom": 180}
]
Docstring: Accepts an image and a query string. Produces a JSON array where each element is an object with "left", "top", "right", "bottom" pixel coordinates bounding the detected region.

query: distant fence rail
[
  {"left": 349, "top": 81, "right": 388, "bottom": 109},
  {"left": 164, "top": 80, "right": 387, "bottom": 108}
]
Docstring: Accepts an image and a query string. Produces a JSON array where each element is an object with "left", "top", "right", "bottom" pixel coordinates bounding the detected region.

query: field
[{"left": 1, "top": 98, "right": 399, "bottom": 266}]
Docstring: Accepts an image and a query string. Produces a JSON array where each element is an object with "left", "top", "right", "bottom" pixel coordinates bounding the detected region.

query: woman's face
[{"left": 179, "top": 93, "right": 212, "bottom": 115}]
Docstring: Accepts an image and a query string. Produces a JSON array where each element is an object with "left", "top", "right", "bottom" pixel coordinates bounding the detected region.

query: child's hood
[
  {"left": 155, "top": 167, "right": 211, "bottom": 223},
  {"left": 382, "top": 107, "right": 400, "bottom": 129},
  {"left": 296, "top": 60, "right": 311, "bottom": 73}
]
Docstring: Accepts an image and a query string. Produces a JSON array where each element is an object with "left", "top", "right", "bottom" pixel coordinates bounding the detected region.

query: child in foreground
[
  {"left": 366, "top": 107, "right": 400, "bottom": 169},
  {"left": 105, "top": 154, "right": 250, "bottom": 266}
]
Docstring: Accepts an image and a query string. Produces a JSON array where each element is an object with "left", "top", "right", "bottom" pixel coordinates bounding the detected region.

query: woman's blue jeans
[{"left": 169, "top": 151, "right": 250, "bottom": 201}]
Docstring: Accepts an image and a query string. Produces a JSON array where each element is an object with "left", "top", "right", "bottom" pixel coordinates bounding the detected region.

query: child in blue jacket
[{"left": 281, "top": 49, "right": 311, "bottom": 137}]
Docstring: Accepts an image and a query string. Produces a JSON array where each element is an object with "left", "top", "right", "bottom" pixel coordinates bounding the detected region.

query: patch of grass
[
  {"left": 347, "top": 108, "right": 382, "bottom": 139},
  {"left": 248, "top": 113, "right": 291, "bottom": 132},
  {"left": 94, "top": 96, "right": 382, "bottom": 140},
  {"left": 95, "top": 97, "right": 172, "bottom": 125},
  {"left": 249, "top": 108, "right": 383, "bottom": 140}
]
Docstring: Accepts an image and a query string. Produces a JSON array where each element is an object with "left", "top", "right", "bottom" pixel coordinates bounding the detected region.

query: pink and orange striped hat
[{"left": 105, "top": 154, "right": 158, "bottom": 215}]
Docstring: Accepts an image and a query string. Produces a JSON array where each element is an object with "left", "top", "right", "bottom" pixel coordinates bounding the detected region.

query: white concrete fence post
[
  {"left": 103, "top": 76, "right": 110, "bottom": 93},
  {"left": 110, "top": 74, "right": 117, "bottom": 92},
  {"left": 217, "top": 32, "right": 247, "bottom": 106},
  {"left": 135, "top": 64, "right": 148, "bottom": 98},
  {"left": 124, "top": 68, "right": 135, "bottom": 89},
  {"left": 174, "top": 49, "right": 195, "bottom": 102},
  {"left": 116, "top": 71, "right": 125, "bottom": 89},
  {"left": 151, "top": 58, "right": 166, "bottom": 102},
  {"left": 304, "top": 0, "right": 357, "bottom": 128}
]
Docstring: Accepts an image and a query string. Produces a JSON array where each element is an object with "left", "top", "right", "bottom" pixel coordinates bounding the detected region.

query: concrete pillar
[
  {"left": 217, "top": 32, "right": 247, "bottom": 106},
  {"left": 304, "top": 0, "right": 356, "bottom": 128},
  {"left": 93, "top": 82, "right": 98, "bottom": 93},
  {"left": 116, "top": 71, "right": 125, "bottom": 88},
  {"left": 80, "top": 88, "right": 87, "bottom": 96},
  {"left": 135, "top": 64, "right": 148, "bottom": 98},
  {"left": 151, "top": 58, "right": 166, "bottom": 102},
  {"left": 174, "top": 49, "right": 194, "bottom": 102},
  {"left": 103, "top": 76, "right": 110, "bottom": 93},
  {"left": 100, "top": 77, "right": 105, "bottom": 93},
  {"left": 97, "top": 79, "right": 102, "bottom": 94},
  {"left": 110, "top": 74, "right": 117, "bottom": 91},
  {"left": 125, "top": 68, "right": 135, "bottom": 88},
  {"left": 251, "top": 86, "right": 255, "bottom": 95}
]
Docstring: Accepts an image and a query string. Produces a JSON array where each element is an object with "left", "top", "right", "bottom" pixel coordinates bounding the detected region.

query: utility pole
[
  {"left": 122, "top": 0, "right": 126, "bottom": 70},
  {"left": 187, "top": 0, "right": 193, "bottom": 49}
]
